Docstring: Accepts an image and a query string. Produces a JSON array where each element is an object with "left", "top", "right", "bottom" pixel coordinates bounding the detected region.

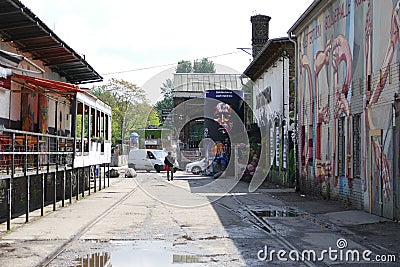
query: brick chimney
[{"left": 251, "top": 15, "right": 271, "bottom": 58}]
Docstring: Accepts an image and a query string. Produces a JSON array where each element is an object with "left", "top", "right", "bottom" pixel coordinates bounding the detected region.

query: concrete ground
[{"left": 0, "top": 169, "right": 398, "bottom": 266}]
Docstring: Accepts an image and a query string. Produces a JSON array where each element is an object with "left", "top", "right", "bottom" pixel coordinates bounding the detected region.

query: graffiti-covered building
[
  {"left": 242, "top": 15, "right": 296, "bottom": 187},
  {"left": 289, "top": 0, "right": 400, "bottom": 219},
  {"left": 243, "top": 36, "right": 296, "bottom": 187}
]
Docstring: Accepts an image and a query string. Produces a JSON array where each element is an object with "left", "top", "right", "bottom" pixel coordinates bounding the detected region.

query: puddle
[
  {"left": 251, "top": 209, "right": 300, "bottom": 218},
  {"left": 71, "top": 252, "right": 110, "bottom": 267},
  {"left": 70, "top": 240, "right": 202, "bottom": 267},
  {"left": 173, "top": 255, "right": 200, "bottom": 263}
]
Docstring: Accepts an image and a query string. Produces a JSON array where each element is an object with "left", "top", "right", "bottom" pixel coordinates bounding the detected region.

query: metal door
[
  {"left": 369, "top": 129, "right": 393, "bottom": 218},
  {"left": 369, "top": 130, "right": 382, "bottom": 216}
]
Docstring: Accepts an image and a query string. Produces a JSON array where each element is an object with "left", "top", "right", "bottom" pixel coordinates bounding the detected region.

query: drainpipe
[
  {"left": 282, "top": 52, "right": 285, "bottom": 184},
  {"left": 288, "top": 32, "right": 299, "bottom": 191}
]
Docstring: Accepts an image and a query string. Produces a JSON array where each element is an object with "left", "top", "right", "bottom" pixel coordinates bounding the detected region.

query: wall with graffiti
[
  {"left": 251, "top": 56, "right": 296, "bottom": 186},
  {"left": 295, "top": 0, "right": 399, "bottom": 219}
]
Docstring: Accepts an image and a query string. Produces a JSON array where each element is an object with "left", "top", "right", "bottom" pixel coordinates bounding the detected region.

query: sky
[{"left": 20, "top": 0, "right": 314, "bottom": 104}]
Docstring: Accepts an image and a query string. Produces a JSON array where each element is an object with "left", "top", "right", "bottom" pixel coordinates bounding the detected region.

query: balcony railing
[{"left": 0, "top": 128, "right": 74, "bottom": 179}]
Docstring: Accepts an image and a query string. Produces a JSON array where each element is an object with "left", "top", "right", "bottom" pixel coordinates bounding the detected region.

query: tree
[
  {"left": 160, "top": 78, "right": 174, "bottom": 98},
  {"left": 176, "top": 60, "right": 192, "bottom": 73},
  {"left": 193, "top": 58, "right": 216, "bottom": 73},
  {"left": 124, "top": 102, "right": 160, "bottom": 132},
  {"left": 154, "top": 78, "right": 174, "bottom": 121},
  {"left": 154, "top": 58, "right": 216, "bottom": 123},
  {"left": 91, "top": 78, "right": 159, "bottom": 144},
  {"left": 176, "top": 58, "right": 216, "bottom": 73}
]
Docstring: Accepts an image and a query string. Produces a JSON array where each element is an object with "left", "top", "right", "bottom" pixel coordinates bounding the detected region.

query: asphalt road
[{"left": 0, "top": 170, "right": 398, "bottom": 266}]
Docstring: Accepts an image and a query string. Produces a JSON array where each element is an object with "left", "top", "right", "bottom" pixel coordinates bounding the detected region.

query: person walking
[{"left": 164, "top": 151, "right": 175, "bottom": 181}]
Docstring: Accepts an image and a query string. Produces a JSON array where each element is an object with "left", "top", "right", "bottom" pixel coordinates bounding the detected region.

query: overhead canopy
[
  {"left": 12, "top": 73, "right": 84, "bottom": 95},
  {"left": 0, "top": 0, "right": 103, "bottom": 84}
]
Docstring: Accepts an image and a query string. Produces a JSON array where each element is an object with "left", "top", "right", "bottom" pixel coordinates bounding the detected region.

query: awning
[
  {"left": 0, "top": 0, "right": 103, "bottom": 84},
  {"left": 12, "top": 73, "right": 84, "bottom": 94}
]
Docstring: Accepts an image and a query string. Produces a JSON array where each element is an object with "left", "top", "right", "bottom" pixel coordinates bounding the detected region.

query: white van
[{"left": 128, "top": 149, "right": 166, "bottom": 172}]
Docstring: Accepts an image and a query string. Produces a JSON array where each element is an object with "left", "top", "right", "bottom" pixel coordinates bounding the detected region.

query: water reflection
[
  {"left": 70, "top": 240, "right": 202, "bottom": 267},
  {"left": 252, "top": 209, "right": 300, "bottom": 217},
  {"left": 72, "top": 252, "right": 111, "bottom": 267}
]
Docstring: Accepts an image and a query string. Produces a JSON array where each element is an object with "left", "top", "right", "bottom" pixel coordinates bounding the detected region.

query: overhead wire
[{"left": 100, "top": 51, "right": 242, "bottom": 76}]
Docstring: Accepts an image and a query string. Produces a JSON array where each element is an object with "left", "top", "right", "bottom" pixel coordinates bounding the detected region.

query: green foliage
[
  {"left": 176, "top": 58, "right": 216, "bottom": 74},
  {"left": 154, "top": 78, "right": 174, "bottom": 121},
  {"left": 91, "top": 78, "right": 160, "bottom": 144},
  {"left": 154, "top": 58, "right": 216, "bottom": 123},
  {"left": 193, "top": 58, "right": 216, "bottom": 73},
  {"left": 176, "top": 60, "right": 192, "bottom": 73},
  {"left": 154, "top": 97, "right": 174, "bottom": 119},
  {"left": 160, "top": 78, "right": 174, "bottom": 98},
  {"left": 146, "top": 108, "right": 161, "bottom": 126}
]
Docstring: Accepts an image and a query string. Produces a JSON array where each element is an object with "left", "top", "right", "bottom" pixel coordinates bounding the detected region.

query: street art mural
[
  {"left": 21, "top": 91, "right": 37, "bottom": 132},
  {"left": 38, "top": 95, "right": 48, "bottom": 135},
  {"left": 296, "top": 0, "right": 399, "bottom": 218}
]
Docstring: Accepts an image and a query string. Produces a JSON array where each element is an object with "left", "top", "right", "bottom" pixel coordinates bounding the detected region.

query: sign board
[
  {"left": 144, "top": 140, "right": 158, "bottom": 145},
  {"left": 204, "top": 89, "right": 244, "bottom": 142},
  {"left": 161, "top": 109, "right": 172, "bottom": 121}
]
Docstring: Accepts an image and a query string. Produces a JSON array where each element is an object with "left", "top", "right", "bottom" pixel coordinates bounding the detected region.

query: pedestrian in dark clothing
[{"left": 164, "top": 152, "right": 175, "bottom": 181}]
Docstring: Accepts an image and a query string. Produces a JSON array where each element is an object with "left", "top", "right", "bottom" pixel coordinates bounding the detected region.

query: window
[
  {"left": 105, "top": 114, "right": 109, "bottom": 140},
  {"left": 337, "top": 117, "right": 345, "bottom": 177},
  {"left": 353, "top": 114, "right": 361, "bottom": 178}
]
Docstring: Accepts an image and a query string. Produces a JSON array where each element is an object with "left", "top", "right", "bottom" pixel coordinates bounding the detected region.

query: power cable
[{"left": 101, "top": 51, "right": 242, "bottom": 76}]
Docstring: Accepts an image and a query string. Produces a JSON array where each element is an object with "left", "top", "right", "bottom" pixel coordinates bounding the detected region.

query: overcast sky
[{"left": 20, "top": 0, "right": 314, "bottom": 103}]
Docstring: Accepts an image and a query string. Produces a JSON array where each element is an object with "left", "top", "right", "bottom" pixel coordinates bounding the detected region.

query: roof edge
[
  {"left": 287, "top": 0, "right": 328, "bottom": 35},
  {"left": 243, "top": 37, "right": 291, "bottom": 79},
  {"left": 4, "top": 0, "right": 103, "bottom": 84}
]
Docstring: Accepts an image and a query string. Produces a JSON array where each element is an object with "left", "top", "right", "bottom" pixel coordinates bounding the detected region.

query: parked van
[{"left": 128, "top": 149, "right": 166, "bottom": 172}]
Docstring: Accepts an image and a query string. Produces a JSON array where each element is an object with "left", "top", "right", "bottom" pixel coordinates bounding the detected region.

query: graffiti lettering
[
  {"left": 303, "top": 24, "right": 322, "bottom": 48},
  {"left": 255, "top": 86, "right": 271, "bottom": 109},
  {"left": 325, "top": 0, "right": 351, "bottom": 30}
]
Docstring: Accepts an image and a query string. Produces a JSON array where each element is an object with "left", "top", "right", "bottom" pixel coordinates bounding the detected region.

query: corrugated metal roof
[{"left": 0, "top": 0, "right": 102, "bottom": 84}]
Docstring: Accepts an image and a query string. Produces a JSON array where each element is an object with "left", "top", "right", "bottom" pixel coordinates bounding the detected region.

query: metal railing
[{"left": 0, "top": 128, "right": 74, "bottom": 179}]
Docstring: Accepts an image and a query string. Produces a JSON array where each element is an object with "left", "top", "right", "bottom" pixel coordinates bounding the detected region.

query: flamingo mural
[{"left": 294, "top": 0, "right": 398, "bottom": 219}]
